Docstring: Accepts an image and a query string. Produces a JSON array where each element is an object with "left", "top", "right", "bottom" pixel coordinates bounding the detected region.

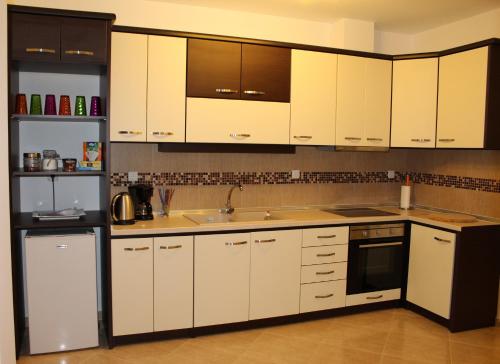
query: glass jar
[{"left": 23, "top": 153, "right": 41, "bottom": 172}]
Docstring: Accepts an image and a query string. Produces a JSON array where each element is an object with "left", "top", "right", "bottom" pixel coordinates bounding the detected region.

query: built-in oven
[{"left": 347, "top": 223, "right": 407, "bottom": 295}]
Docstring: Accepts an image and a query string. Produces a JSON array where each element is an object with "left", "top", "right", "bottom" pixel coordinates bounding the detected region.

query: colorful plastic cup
[
  {"left": 89, "top": 96, "right": 102, "bottom": 116},
  {"left": 74, "top": 96, "right": 87, "bottom": 116},
  {"left": 59, "top": 95, "right": 71, "bottom": 116},
  {"left": 15, "top": 94, "right": 28, "bottom": 114},
  {"left": 29, "top": 94, "right": 42, "bottom": 115},
  {"left": 44, "top": 94, "right": 57, "bottom": 115}
]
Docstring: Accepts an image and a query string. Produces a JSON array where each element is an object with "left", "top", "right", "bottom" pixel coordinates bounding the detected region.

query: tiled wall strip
[{"left": 412, "top": 172, "right": 500, "bottom": 193}]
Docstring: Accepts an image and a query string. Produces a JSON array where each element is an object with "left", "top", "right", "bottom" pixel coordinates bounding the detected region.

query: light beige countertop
[{"left": 111, "top": 205, "right": 500, "bottom": 236}]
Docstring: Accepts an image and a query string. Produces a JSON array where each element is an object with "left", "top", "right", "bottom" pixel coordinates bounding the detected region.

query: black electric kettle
[{"left": 111, "top": 192, "right": 135, "bottom": 225}]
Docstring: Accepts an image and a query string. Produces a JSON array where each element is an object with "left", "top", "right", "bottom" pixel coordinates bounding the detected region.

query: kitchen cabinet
[
  {"left": 154, "top": 236, "right": 193, "bottom": 332},
  {"left": 110, "top": 32, "right": 148, "bottom": 142},
  {"left": 10, "top": 13, "right": 108, "bottom": 63},
  {"left": 111, "top": 238, "right": 153, "bottom": 336},
  {"left": 391, "top": 58, "right": 438, "bottom": 148},
  {"left": 290, "top": 50, "right": 337, "bottom": 145},
  {"left": 407, "top": 224, "right": 455, "bottom": 319},
  {"left": 194, "top": 233, "right": 251, "bottom": 327},
  {"left": 436, "top": 46, "right": 500, "bottom": 149},
  {"left": 336, "top": 55, "right": 392, "bottom": 148},
  {"left": 186, "top": 98, "right": 290, "bottom": 144},
  {"left": 249, "top": 230, "right": 301, "bottom": 320},
  {"left": 187, "top": 39, "right": 291, "bottom": 102},
  {"left": 147, "top": 35, "right": 187, "bottom": 143}
]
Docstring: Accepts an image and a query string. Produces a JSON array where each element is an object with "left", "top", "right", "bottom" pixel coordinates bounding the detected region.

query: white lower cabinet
[
  {"left": 194, "top": 233, "right": 251, "bottom": 327},
  {"left": 407, "top": 224, "right": 456, "bottom": 319},
  {"left": 154, "top": 236, "right": 193, "bottom": 331},
  {"left": 300, "top": 280, "right": 347, "bottom": 313},
  {"left": 249, "top": 230, "right": 302, "bottom": 320}
]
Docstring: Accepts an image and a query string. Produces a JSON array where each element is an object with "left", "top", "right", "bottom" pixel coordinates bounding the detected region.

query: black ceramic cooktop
[{"left": 322, "top": 208, "right": 399, "bottom": 218}]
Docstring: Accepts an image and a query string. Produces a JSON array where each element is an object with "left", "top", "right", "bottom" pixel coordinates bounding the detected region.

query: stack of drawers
[{"left": 299, "top": 226, "right": 349, "bottom": 313}]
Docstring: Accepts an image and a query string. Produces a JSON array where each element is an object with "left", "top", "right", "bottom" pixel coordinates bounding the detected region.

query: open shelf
[
  {"left": 12, "top": 168, "right": 105, "bottom": 177},
  {"left": 13, "top": 210, "right": 107, "bottom": 230},
  {"left": 10, "top": 114, "right": 106, "bottom": 122}
]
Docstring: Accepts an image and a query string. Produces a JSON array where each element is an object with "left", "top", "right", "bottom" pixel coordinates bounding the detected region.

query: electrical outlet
[
  {"left": 128, "top": 171, "right": 139, "bottom": 183},
  {"left": 387, "top": 170, "right": 395, "bottom": 179},
  {"left": 291, "top": 170, "right": 300, "bottom": 179}
]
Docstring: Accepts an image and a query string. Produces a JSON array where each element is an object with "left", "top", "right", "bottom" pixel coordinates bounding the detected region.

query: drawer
[
  {"left": 301, "top": 244, "right": 348, "bottom": 265},
  {"left": 301, "top": 262, "right": 347, "bottom": 283},
  {"left": 302, "top": 227, "right": 349, "bottom": 247},
  {"left": 300, "top": 280, "right": 346, "bottom": 313},
  {"left": 346, "top": 289, "right": 401, "bottom": 307}
]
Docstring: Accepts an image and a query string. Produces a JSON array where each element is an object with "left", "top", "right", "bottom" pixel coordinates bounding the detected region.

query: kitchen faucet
[{"left": 222, "top": 183, "right": 244, "bottom": 214}]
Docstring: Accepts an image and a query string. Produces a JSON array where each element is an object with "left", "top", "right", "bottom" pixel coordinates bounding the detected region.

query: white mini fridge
[{"left": 25, "top": 229, "right": 99, "bottom": 354}]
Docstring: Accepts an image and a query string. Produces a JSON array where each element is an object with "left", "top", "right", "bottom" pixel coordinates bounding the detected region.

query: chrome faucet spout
[{"left": 223, "top": 183, "right": 244, "bottom": 214}]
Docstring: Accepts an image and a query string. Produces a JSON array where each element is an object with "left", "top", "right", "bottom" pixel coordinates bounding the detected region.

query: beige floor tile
[
  {"left": 320, "top": 322, "right": 389, "bottom": 354},
  {"left": 383, "top": 331, "right": 451, "bottom": 363},
  {"left": 390, "top": 310, "right": 450, "bottom": 339},
  {"left": 449, "top": 341, "right": 500, "bottom": 364},
  {"left": 163, "top": 340, "right": 240, "bottom": 364},
  {"left": 189, "top": 329, "right": 262, "bottom": 355},
  {"left": 329, "top": 309, "right": 396, "bottom": 332},
  {"left": 449, "top": 326, "right": 500, "bottom": 348},
  {"left": 380, "top": 354, "right": 442, "bottom": 364},
  {"left": 308, "top": 344, "right": 382, "bottom": 364}
]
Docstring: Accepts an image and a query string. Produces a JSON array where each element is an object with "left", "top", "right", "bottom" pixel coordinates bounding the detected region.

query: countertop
[{"left": 111, "top": 205, "right": 500, "bottom": 236}]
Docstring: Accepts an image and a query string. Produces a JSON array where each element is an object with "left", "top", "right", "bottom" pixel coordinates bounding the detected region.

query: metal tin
[{"left": 23, "top": 152, "right": 41, "bottom": 172}]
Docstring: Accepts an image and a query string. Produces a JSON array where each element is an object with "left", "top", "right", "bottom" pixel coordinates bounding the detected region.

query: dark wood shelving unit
[
  {"left": 13, "top": 210, "right": 107, "bottom": 230},
  {"left": 10, "top": 114, "right": 106, "bottom": 122},
  {"left": 12, "top": 168, "right": 105, "bottom": 177}
]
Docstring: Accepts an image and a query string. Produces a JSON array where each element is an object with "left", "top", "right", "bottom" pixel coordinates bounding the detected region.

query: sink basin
[{"left": 184, "top": 211, "right": 282, "bottom": 225}]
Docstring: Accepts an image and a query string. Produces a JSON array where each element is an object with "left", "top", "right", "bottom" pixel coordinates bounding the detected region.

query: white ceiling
[{"left": 152, "top": 0, "right": 500, "bottom": 33}]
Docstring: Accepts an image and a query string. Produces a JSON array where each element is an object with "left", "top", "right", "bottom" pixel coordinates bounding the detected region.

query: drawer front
[
  {"left": 300, "top": 280, "right": 346, "bottom": 313},
  {"left": 302, "top": 227, "right": 349, "bottom": 247},
  {"left": 301, "top": 244, "right": 348, "bottom": 265},
  {"left": 301, "top": 262, "right": 347, "bottom": 283},
  {"left": 345, "top": 288, "right": 401, "bottom": 307}
]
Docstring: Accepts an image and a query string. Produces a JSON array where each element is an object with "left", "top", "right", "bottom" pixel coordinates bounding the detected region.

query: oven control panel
[{"left": 349, "top": 223, "right": 405, "bottom": 240}]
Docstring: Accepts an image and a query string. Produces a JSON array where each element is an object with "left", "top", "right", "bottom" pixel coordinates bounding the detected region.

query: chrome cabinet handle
[
  {"left": 359, "top": 242, "right": 403, "bottom": 249},
  {"left": 316, "top": 270, "right": 335, "bottom": 275},
  {"left": 317, "top": 235, "right": 336, "bottom": 239},
  {"left": 439, "top": 138, "right": 455, "bottom": 142},
  {"left": 216, "top": 88, "right": 239, "bottom": 94},
  {"left": 118, "top": 130, "right": 143, "bottom": 135},
  {"left": 255, "top": 239, "right": 276, "bottom": 243},
  {"left": 56, "top": 244, "right": 68, "bottom": 249},
  {"left": 366, "top": 295, "right": 383, "bottom": 300},
  {"left": 293, "top": 136, "right": 313, "bottom": 140},
  {"left": 25, "top": 47, "right": 56, "bottom": 54},
  {"left": 151, "top": 131, "right": 174, "bottom": 136},
  {"left": 345, "top": 137, "right": 362, "bottom": 141},
  {"left": 160, "top": 245, "right": 182, "bottom": 250},
  {"left": 225, "top": 241, "right": 248, "bottom": 246},
  {"left": 317, "top": 252, "right": 335, "bottom": 257},
  {"left": 243, "top": 90, "right": 266, "bottom": 95},
  {"left": 230, "top": 133, "right": 251, "bottom": 138},
  {"left": 64, "top": 50, "right": 95, "bottom": 56},
  {"left": 434, "top": 237, "right": 452, "bottom": 243},
  {"left": 367, "top": 137, "right": 383, "bottom": 142},
  {"left": 315, "top": 293, "right": 334, "bottom": 299},
  {"left": 124, "top": 248, "right": 134, "bottom": 251},
  {"left": 411, "top": 138, "right": 431, "bottom": 143},
  {"left": 135, "top": 247, "right": 150, "bottom": 251}
]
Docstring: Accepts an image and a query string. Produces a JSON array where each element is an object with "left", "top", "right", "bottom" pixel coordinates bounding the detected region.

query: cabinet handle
[
  {"left": 225, "top": 241, "right": 248, "bottom": 246},
  {"left": 216, "top": 88, "right": 239, "bottom": 94},
  {"left": 124, "top": 248, "right": 134, "bottom": 251},
  {"left": 160, "top": 245, "right": 182, "bottom": 250},
  {"left": 315, "top": 293, "right": 334, "bottom": 299},
  {"left": 134, "top": 247, "right": 150, "bottom": 251},
  {"left": 151, "top": 131, "right": 174, "bottom": 136},
  {"left": 25, "top": 47, "right": 56, "bottom": 54},
  {"left": 317, "top": 235, "right": 336, "bottom": 239},
  {"left": 434, "top": 237, "right": 452, "bottom": 243},
  {"left": 243, "top": 90, "right": 266, "bottom": 96},
  {"left": 316, "top": 270, "right": 335, "bottom": 275},
  {"left": 438, "top": 138, "right": 455, "bottom": 143},
  {"left": 367, "top": 137, "right": 383, "bottom": 142},
  {"left": 230, "top": 133, "right": 251, "bottom": 138},
  {"left": 64, "top": 50, "right": 95, "bottom": 56},
  {"left": 366, "top": 295, "right": 383, "bottom": 300},
  {"left": 411, "top": 138, "right": 431, "bottom": 143},
  {"left": 254, "top": 238, "right": 276, "bottom": 243},
  {"left": 56, "top": 244, "right": 68, "bottom": 249},
  {"left": 293, "top": 136, "right": 313, "bottom": 140},
  {"left": 345, "top": 137, "right": 362, "bottom": 141},
  {"left": 317, "top": 252, "right": 335, "bottom": 257},
  {"left": 118, "top": 130, "right": 143, "bottom": 135}
]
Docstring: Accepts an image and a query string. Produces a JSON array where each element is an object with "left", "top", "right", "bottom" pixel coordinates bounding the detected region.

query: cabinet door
[
  {"left": 437, "top": 47, "right": 488, "bottom": 148},
  {"left": 407, "top": 225, "right": 456, "bottom": 319},
  {"left": 111, "top": 238, "right": 153, "bottom": 336},
  {"left": 61, "top": 18, "right": 107, "bottom": 64},
  {"left": 363, "top": 58, "right": 392, "bottom": 147},
  {"left": 336, "top": 55, "right": 366, "bottom": 146},
  {"left": 154, "top": 236, "right": 193, "bottom": 331},
  {"left": 290, "top": 50, "right": 337, "bottom": 146},
  {"left": 194, "top": 233, "right": 251, "bottom": 327},
  {"left": 186, "top": 98, "right": 290, "bottom": 144},
  {"left": 110, "top": 32, "right": 147, "bottom": 141},
  {"left": 147, "top": 36, "right": 187, "bottom": 143},
  {"left": 249, "top": 230, "right": 301, "bottom": 320},
  {"left": 187, "top": 39, "right": 241, "bottom": 99},
  {"left": 10, "top": 13, "right": 60, "bottom": 62},
  {"left": 241, "top": 44, "right": 291, "bottom": 102},
  {"left": 391, "top": 58, "right": 438, "bottom": 148}
]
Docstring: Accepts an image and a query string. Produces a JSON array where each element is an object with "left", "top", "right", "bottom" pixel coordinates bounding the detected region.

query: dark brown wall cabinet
[
  {"left": 187, "top": 39, "right": 291, "bottom": 102},
  {"left": 10, "top": 13, "right": 108, "bottom": 64}
]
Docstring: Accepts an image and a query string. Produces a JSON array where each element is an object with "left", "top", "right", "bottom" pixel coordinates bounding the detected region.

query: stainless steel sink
[{"left": 184, "top": 211, "right": 282, "bottom": 225}]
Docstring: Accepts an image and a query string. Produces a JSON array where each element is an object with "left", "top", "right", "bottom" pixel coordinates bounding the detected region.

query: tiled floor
[{"left": 17, "top": 308, "right": 500, "bottom": 364}]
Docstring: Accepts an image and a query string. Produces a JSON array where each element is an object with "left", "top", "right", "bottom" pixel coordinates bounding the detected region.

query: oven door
[{"left": 347, "top": 239, "right": 404, "bottom": 295}]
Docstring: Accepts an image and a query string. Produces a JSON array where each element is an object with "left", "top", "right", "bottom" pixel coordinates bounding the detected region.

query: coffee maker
[{"left": 128, "top": 184, "right": 154, "bottom": 220}]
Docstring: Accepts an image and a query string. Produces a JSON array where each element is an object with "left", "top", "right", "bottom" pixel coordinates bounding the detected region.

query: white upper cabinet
[
  {"left": 437, "top": 47, "right": 488, "bottom": 148},
  {"left": 290, "top": 50, "right": 337, "bottom": 146},
  {"left": 147, "top": 36, "right": 186, "bottom": 143},
  {"left": 110, "top": 32, "right": 148, "bottom": 142},
  {"left": 336, "top": 55, "right": 392, "bottom": 148},
  {"left": 391, "top": 58, "right": 438, "bottom": 148}
]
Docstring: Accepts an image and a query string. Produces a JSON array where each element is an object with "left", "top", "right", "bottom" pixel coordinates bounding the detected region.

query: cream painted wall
[
  {"left": 332, "top": 18, "right": 375, "bottom": 52},
  {"left": 374, "top": 30, "right": 415, "bottom": 54},
  {"left": 0, "top": 0, "right": 15, "bottom": 362}
]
